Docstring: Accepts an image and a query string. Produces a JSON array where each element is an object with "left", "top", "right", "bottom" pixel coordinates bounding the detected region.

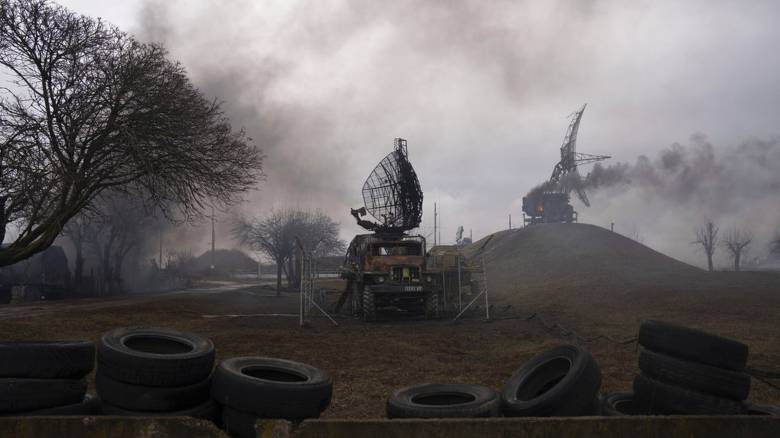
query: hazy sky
[{"left": 57, "top": 0, "right": 780, "bottom": 267}]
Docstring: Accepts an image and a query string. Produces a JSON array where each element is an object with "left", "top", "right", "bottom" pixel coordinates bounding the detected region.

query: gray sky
[{"left": 58, "top": 0, "right": 780, "bottom": 267}]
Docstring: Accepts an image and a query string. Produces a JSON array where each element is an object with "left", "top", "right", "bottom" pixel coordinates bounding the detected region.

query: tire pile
[
  {"left": 96, "top": 327, "right": 219, "bottom": 421},
  {"left": 601, "top": 320, "right": 780, "bottom": 417},
  {"left": 212, "top": 357, "right": 333, "bottom": 438},
  {"left": 387, "top": 344, "right": 603, "bottom": 418},
  {"left": 0, "top": 341, "right": 100, "bottom": 416}
]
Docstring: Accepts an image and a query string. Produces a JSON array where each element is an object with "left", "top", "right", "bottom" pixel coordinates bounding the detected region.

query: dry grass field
[{"left": 0, "top": 223, "right": 778, "bottom": 418}]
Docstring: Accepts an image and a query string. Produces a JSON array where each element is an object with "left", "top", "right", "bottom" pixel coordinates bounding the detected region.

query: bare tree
[
  {"left": 722, "top": 228, "right": 753, "bottom": 272},
  {"left": 0, "top": 0, "right": 263, "bottom": 267},
  {"left": 233, "top": 209, "right": 345, "bottom": 294},
  {"left": 692, "top": 221, "right": 719, "bottom": 271},
  {"left": 62, "top": 214, "right": 93, "bottom": 287},
  {"left": 71, "top": 193, "right": 159, "bottom": 294},
  {"left": 771, "top": 232, "right": 780, "bottom": 256}
]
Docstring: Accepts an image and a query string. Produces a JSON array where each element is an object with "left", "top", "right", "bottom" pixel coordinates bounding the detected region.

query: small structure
[{"left": 427, "top": 245, "right": 488, "bottom": 319}]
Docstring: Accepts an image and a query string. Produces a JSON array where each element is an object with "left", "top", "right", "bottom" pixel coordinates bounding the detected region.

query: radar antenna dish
[{"left": 351, "top": 138, "right": 423, "bottom": 233}]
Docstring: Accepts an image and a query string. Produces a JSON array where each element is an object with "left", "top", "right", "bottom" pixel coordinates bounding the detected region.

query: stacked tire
[
  {"left": 96, "top": 327, "right": 218, "bottom": 421},
  {"left": 211, "top": 357, "right": 333, "bottom": 438},
  {"left": 501, "top": 344, "right": 602, "bottom": 417},
  {"left": 0, "top": 341, "right": 99, "bottom": 416},
  {"left": 629, "top": 320, "right": 750, "bottom": 415}
]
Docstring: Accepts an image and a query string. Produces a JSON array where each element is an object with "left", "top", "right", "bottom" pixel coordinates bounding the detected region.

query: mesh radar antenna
[
  {"left": 548, "top": 104, "right": 610, "bottom": 206},
  {"left": 351, "top": 138, "right": 423, "bottom": 234}
]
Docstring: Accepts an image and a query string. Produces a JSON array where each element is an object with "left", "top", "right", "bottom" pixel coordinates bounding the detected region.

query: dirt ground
[{"left": 0, "top": 276, "right": 777, "bottom": 419}]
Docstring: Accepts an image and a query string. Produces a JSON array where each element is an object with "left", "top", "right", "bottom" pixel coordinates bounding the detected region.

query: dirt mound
[
  {"left": 463, "top": 223, "right": 779, "bottom": 310},
  {"left": 465, "top": 223, "right": 702, "bottom": 292}
]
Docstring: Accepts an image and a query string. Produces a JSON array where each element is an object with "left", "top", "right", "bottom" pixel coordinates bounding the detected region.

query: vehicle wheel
[
  {"left": 425, "top": 293, "right": 439, "bottom": 319},
  {"left": 601, "top": 392, "right": 643, "bottom": 416},
  {"left": 0, "top": 378, "right": 86, "bottom": 413},
  {"left": 386, "top": 383, "right": 500, "bottom": 418},
  {"left": 501, "top": 344, "right": 602, "bottom": 417},
  {"left": 362, "top": 288, "right": 376, "bottom": 322},
  {"left": 638, "top": 320, "right": 748, "bottom": 371},
  {"left": 211, "top": 357, "right": 332, "bottom": 420},
  {"left": 0, "top": 341, "right": 94, "bottom": 379},
  {"left": 96, "top": 370, "right": 211, "bottom": 412},
  {"left": 639, "top": 349, "right": 750, "bottom": 400},
  {"left": 101, "top": 398, "right": 219, "bottom": 421},
  {"left": 743, "top": 403, "right": 780, "bottom": 416},
  {"left": 5, "top": 394, "right": 102, "bottom": 416},
  {"left": 98, "top": 327, "right": 215, "bottom": 387},
  {"left": 632, "top": 373, "right": 743, "bottom": 415},
  {"left": 222, "top": 406, "right": 261, "bottom": 438}
]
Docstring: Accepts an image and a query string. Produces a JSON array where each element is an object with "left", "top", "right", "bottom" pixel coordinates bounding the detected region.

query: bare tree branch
[
  {"left": 233, "top": 209, "right": 346, "bottom": 294},
  {"left": 722, "top": 227, "right": 752, "bottom": 272},
  {"left": 0, "top": 0, "right": 263, "bottom": 266},
  {"left": 692, "top": 221, "right": 718, "bottom": 272}
]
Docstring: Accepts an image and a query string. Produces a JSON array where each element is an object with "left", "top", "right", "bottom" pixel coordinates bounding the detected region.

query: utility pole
[
  {"left": 210, "top": 206, "right": 216, "bottom": 270},
  {"left": 438, "top": 205, "right": 442, "bottom": 245},
  {"left": 434, "top": 202, "right": 437, "bottom": 246},
  {"left": 509, "top": 214, "right": 512, "bottom": 230},
  {"left": 611, "top": 222, "right": 615, "bottom": 232},
  {"left": 158, "top": 231, "right": 163, "bottom": 270}
]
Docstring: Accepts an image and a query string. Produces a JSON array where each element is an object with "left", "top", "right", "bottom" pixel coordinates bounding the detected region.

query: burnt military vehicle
[
  {"left": 522, "top": 104, "right": 610, "bottom": 225},
  {"left": 336, "top": 138, "right": 439, "bottom": 321}
]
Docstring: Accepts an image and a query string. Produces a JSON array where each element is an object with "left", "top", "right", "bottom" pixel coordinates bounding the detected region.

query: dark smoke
[
  {"left": 113, "top": 0, "right": 780, "bottom": 268},
  {"left": 579, "top": 134, "right": 780, "bottom": 267},
  {"left": 585, "top": 134, "right": 780, "bottom": 207}
]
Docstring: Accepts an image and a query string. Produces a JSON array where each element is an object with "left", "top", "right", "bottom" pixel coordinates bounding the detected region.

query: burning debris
[{"left": 522, "top": 105, "right": 610, "bottom": 225}]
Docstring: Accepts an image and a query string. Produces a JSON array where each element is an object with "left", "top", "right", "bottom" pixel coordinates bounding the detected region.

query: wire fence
[{"left": 456, "top": 307, "right": 780, "bottom": 392}]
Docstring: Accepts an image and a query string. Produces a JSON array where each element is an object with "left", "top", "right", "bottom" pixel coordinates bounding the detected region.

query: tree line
[{"left": 692, "top": 221, "right": 779, "bottom": 271}]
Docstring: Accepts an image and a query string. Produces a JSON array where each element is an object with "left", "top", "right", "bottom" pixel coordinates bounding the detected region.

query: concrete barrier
[
  {"left": 2, "top": 416, "right": 778, "bottom": 437},
  {"left": 0, "top": 416, "right": 228, "bottom": 437},
  {"left": 290, "top": 416, "right": 780, "bottom": 438}
]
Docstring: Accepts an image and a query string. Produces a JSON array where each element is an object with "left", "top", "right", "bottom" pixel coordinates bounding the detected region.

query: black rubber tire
[
  {"left": 0, "top": 341, "right": 95, "bottom": 379},
  {"left": 95, "top": 370, "right": 211, "bottom": 412},
  {"left": 98, "top": 327, "right": 215, "bottom": 387},
  {"left": 386, "top": 383, "right": 501, "bottom": 419},
  {"left": 101, "top": 398, "right": 219, "bottom": 421},
  {"left": 362, "top": 288, "right": 376, "bottom": 322},
  {"left": 211, "top": 357, "right": 332, "bottom": 420},
  {"left": 743, "top": 403, "right": 780, "bottom": 416},
  {"left": 639, "top": 348, "right": 750, "bottom": 400},
  {"left": 501, "top": 344, "right": 602, "bottom": 417},
  {"left": 638, "top": 320, "right": 748, "bottom": 371},
  {"left": 0, "top": 378, "right": 87, "bottom": 413},
  {"left": 222, "top": 406, "right": 262, "bottom": 438},
  {"left": 602, "top": 392, "right": 643, "bottom": 416},
  {"left": 4, "top": 394, "right": 103, "bottom": 416},
  {"left": 633, "top": 373, "right": 743, "bottom": 415}
]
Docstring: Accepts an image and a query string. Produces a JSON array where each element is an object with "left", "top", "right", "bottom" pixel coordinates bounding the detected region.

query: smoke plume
[
  {"left": 96, "top": 0, "right": 780, "bottom": 268},
  {"left": 579, "top": 134, "right": 780, "bottom": 267}
]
